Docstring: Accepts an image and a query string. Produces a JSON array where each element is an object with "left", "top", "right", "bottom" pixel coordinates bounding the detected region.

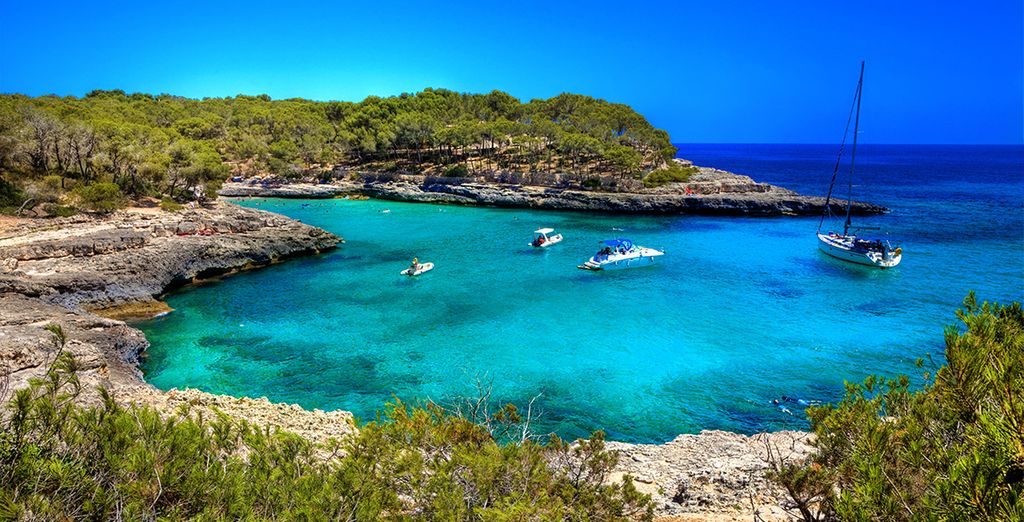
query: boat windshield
[{"left": 601, "top": 238, "right": 633, "bottom": 250}]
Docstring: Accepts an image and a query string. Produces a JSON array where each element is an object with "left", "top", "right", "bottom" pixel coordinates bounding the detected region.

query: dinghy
[{"left": 401, "top": 262, "right": 434, "bottom": 276}]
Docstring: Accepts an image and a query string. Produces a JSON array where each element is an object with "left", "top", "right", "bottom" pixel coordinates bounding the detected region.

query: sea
[{"left": 137, "top": 144, "right": 1024, "bottom": 443}]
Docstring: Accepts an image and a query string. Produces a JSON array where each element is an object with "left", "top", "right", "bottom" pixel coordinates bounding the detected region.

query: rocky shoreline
[
  {"left": 219, "top": 164, "right": 888, "bottom": 217},
  {"left": 0, "top": 203, "right": 355, "bottom": 440},
  {"left": 0, "top": 202, "right": 810, "bottom": 521}
]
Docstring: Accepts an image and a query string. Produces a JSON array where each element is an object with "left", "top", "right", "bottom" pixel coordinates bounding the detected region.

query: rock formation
[
  {"left": 219, "top": 165, "right": 888, "bottom": 217},
  {"left": 0, "top": 203, "right": 355, "bottom": 441}
]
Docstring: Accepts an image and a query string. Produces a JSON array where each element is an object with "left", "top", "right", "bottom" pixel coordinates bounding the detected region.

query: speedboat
[
  {"left": 530, "top": 228, "right": 563, "bottom": 248},
  {"left": 817, "top": 232, "right": 901, "bottom": 268},
  {"left": 578, "top": 239, "right": 664, "bottom": 270}
]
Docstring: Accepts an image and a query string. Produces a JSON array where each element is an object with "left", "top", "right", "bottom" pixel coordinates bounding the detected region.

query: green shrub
[
  {"left": 160, "top": 197, "right": 184, "bottom": 212},
  {"left": 41, "top": 174, "right": 69, "bottom": 193},
  {"left": 642, "top": 163, "right": 697, "bottom": 188},
  {"left": 75, "top": 182, "right": 125, "bottom": 213},
  {"left": 443, "top": 163, "right": 469, "bottom": 177},
  {"left": 0, "top": 348, "right": 653, "bottom": 520},
  {"left": 582, "top": 177, "right": 602, "bottom": 189},
  {"left": 0, "top": 175, "right": 22, "bottom": 212},
  {"left": 42, "top": 203, "right": 77, "bottom": 217},
  {"left": 769, "top": 293, "right": 1024, "bottom": 521}
]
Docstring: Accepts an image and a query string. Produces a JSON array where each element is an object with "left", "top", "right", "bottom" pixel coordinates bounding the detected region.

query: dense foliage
[
  {"left": 0, "top": 329, "right": 652, "bottom": 520},
  {"left": 769, "top": 293, "right": 1024, "bottom": 521},
  {"left": 641, "top": 162, "right": 698, "bottom": 188},
  {"left": 0, "top": 89, "right": 678, "bottom": 215}
]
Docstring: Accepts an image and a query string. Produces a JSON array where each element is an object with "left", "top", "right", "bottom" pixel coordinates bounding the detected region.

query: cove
[{"left": 138, "top": 145, "right": 1024, "bottom": 443}]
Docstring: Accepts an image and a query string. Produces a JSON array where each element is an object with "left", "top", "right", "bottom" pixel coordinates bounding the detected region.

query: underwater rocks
[{"left": 219, "top": 165, "right": 888, "bottom": 217}]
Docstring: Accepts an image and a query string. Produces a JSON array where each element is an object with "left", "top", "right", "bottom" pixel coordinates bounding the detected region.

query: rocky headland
[
  {"left": 0, "top": 201, "right": 811, "bottom": 521},
  {"left": 0, "top": 203, "right": 354, "bottom": 440},
  {"left": 219, "top": 163, "right": 888, "bottom": 217}
]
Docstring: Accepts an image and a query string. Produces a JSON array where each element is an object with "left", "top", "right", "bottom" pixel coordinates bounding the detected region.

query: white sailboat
[{"left": 817, "top": 62, "right": 902, "bottom": 269}]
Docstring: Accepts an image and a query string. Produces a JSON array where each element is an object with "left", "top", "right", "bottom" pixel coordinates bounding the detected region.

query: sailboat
[{"left": 817, "top": 62, "right": 902, "bottom": 269}]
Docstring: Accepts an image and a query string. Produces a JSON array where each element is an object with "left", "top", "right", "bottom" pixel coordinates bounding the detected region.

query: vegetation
[
  {"left": 0, "top": 89, "right": 681, "bottom": 215},
  {"left": 768, "top": 293, "right": 1024, "bottom": 521},
  {"left": 74, "top": 181, "right": 124, "bottom": 213},
  {"left": 0, "top": 328, "right": 653, "bottom": 520},
  {"left": 641, "top": 162, "right": 698, "bottom": 188}
]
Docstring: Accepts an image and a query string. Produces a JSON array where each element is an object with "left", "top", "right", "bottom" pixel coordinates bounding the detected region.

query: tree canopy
[{"left": 0, "top": 89, "right": 678, "bottom": 214}]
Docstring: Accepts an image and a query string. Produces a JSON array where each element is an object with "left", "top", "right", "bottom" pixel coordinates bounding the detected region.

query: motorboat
[
  {"left": 816, "top": 61, "right": 902, "bottom": 269},
  {"left": 530, "top": 228, "right": 563, "bottom": 248},
  {"left": 578, "top": 239, "right": 664, "bottom": 270}
]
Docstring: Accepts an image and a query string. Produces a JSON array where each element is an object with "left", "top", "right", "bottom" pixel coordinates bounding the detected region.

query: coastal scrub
[{"left": 768, "top": 293, "right": 1024, "bottom": 521}]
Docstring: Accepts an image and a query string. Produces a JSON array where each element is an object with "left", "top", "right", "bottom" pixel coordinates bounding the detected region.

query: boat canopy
[
  {"left": 535, "top": 228, "right": 555, "bottom": 234},
  {"left": 601, "top": 238, "right": 633, "bottom": 250}
]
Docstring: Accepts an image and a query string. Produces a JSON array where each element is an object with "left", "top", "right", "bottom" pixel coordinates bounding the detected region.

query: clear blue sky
[{"left": 1, "top": 0, "right": 1021, "bottom": 143}]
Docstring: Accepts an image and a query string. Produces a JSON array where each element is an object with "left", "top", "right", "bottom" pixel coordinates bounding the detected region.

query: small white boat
[
  {"left": 578, "top": 239, "right": 664, "bottom": 271},
  {"left": 530, "top": 228, "right": 563, "bottom": 248},
  {"left": 401, "top": 262, "right": 434, "bottom": 276},
  {"left": 817, "top": 233, "right": 901, "bottom": 268}
]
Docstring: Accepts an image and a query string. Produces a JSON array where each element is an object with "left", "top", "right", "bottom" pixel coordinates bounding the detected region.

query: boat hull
[
  {"left": 530, "top": 234, "right": 563, "bottom": 248},
  {"left": 578, "top": 248, "right": 664, "bottom": 270},
  {"left": 817, "top": 233, "right": 901, "bottom": 268},
  {"left": 401, "top": 262, "right": 434, "bottom": 276}
]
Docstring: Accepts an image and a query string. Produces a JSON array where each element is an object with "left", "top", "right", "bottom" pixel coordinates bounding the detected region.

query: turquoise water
[{"left": 139, "top": 145, "right": 1024, "bottom": 443}]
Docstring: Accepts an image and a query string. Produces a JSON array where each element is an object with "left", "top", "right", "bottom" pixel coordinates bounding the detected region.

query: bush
[
  {"left": 0, "top": 175, "right": 22, "bottom": 212},
  {"left": 443, "top": 163, "right": 469, "bottom": 177},
  {"left": 74, "top": 182, "right": 125, "bottom": 213},
  {"left": 42, "top": 203, "right": 77, "bottom": 217},
  {"left": 160, "top": 197, "right": 184, "bottom": 212},
  {"left": 582, "top": 177, "right": 602, "bottom": 189},
  {"left": 768, "top": 293, "right": 1024, "bottom": 521},
  {"left": 642, "top": 163, "right": 698, "bottom": 188},
  {"left": 0, "top": 343, "right": 653, "bottom": 520}
]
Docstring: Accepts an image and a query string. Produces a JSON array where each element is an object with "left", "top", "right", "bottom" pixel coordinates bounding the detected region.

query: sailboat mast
[{"left": 844, "top": 61, "right": 864, "bottom": 236}]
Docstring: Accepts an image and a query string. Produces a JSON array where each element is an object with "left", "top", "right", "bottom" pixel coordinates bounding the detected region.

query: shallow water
[{"left": 138, "top": 144, "right": 1024, "bottom": 443}]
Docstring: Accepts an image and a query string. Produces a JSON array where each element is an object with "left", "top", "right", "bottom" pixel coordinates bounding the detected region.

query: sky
[{"left": 1, "top": 0, "right": 1021, "bottom": 144}]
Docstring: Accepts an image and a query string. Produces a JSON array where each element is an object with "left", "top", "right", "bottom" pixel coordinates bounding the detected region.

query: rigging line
[
  {"left": 844, "top": 61, "right": 865, "bottom": 236},
  {"left": 818, "top": 65, "right": 863, "bottom": 233}
]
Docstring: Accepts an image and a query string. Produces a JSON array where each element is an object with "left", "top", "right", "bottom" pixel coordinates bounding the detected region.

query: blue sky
[{"left": 1, "top": 1, "right": 1021, "bottom": 143}]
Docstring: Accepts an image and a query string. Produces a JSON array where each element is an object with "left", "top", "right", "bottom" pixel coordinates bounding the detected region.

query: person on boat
[
  {"left": 409, "top": 257, "right": 420, "bottom": 273},
  {"left": 537, "top": 235, "right": 545, "bottom": 245}
]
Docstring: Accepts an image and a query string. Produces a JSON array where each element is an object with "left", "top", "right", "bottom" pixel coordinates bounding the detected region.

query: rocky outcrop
[
  {"left": 608, "top": 430, "right": 813, "bottom": 520},
  {"left": 0, "top": 203, "right": 339, "bottom": 310},
  {"left": 218, "top": 165, "right": 888, "bottom": 217},
  {"left": 0, "top": 203, "right": 355, "bottom": 440}
]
